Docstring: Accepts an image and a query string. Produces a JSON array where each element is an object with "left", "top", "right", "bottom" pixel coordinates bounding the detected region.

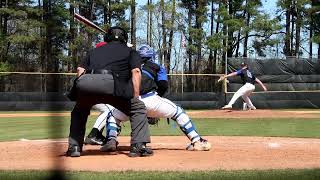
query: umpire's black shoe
[
  {"left": 66, "top": 146, "right": 81, "bottom": 157},
  {"left": 128, "top": 143, "right": 153, "bottom": 157},
  {"left": 100, "top": 139, "right": 119, "bottom": 152}
]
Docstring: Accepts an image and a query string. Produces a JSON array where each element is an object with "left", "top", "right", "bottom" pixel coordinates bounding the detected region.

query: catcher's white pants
[
  {"left": 93, "top": 92, "right": 201, "bottom": 143},
  {"left": 227, "top": 83, "right": 255, "bottom": 108}
]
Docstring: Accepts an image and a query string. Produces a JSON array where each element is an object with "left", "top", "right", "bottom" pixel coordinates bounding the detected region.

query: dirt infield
[
  {"left": 0, "top": 109, "right": 319, "bottom": 119},
  {"left": 0, "top": 109, "right": 319, "bottom": 172},
  {"left": 0, "top": 136, "right": 319, "bottom": 171}
]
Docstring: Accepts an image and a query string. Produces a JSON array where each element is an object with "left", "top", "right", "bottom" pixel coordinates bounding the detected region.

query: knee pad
[
  {"left": 171, "top": 106, "right": 189, "bottom": 125},
  {"left": 171, "top": 105, "right": 185, "bottom": 121}
]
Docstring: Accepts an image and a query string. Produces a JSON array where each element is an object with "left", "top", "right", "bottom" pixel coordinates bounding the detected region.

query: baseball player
[
  {"left": 85, "top": 45, "right": 211, "bottom": 152},
  {"left": 84, "top": 40, "right": 136, "bottom": 145},
  {"left": 67, "top": 27, "right": 152, "bottom": 157},
  {"left": 84, "top": 41, "right": 136, "bottom": 145},
  {"left": 220, "top": 62, "right": 267, "bottom": 110}
]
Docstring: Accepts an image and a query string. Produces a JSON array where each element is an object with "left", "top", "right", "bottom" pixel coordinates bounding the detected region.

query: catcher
[
  {"left": 85, "top": 45, "right": 211, "bottom": 152},
  {"left": 219, "top": 62, "right": 267, "bottom": 110}
]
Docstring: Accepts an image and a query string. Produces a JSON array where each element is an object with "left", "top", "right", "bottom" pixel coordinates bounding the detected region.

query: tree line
[{"left": 0, "top": 0, "right": 319, "bottom": 75}]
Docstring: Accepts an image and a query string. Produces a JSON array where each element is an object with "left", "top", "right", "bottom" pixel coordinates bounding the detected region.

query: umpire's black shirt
[{"left": 80, "top": 41, "right": 141, "bottom": 78}]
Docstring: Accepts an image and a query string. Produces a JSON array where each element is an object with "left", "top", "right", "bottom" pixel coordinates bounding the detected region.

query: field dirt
[
  {"left": 0, "top": 109, "right": 319, "bottom": 119},
  {"left": 0, "top": 109, "right": 319, "bottom": 171}
]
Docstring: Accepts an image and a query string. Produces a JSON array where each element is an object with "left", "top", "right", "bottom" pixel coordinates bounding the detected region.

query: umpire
[{"left": 66, "top": 26, "right": 153, "bottom": 157}]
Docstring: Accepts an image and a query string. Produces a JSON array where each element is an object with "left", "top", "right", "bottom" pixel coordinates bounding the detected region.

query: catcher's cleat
[
  {"left": 100, "top": 139, "right": 119, "bottom": 152},
  {"left": 128, "top": 143, "right": 153, "bottom": 157},
  {"left": 186, "top": 138, "right": 211, "bottom": 151},
  {"left": 66, "top": 146, "right": 81, "bottom": 157},
  {"left": 221, "top": 105, "right": 232, "bottom": 110}
]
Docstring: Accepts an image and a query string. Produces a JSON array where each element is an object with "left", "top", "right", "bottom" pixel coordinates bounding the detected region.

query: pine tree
[
  {"left": 167, "top": 0, "right": 176, "bottom": 73},
  {"left": 0, "top": 0, "right": 43, "bottom": 71},
  {"left": 130, "top": 0, "right": 136, "bottom": 47},
  {"left": 42, "top": 0, "right": 69, "bottom": 72},
  {"left": 311, "top": 0, "right": 320, "bottom": 58}
]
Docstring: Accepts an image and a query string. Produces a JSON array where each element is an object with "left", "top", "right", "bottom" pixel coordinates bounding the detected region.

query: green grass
[
  {"left": 0, "top": 169, "right": 320, "bottom": 180},
  {"left": 0, "top": 114, "right": 319, "bottom": 141}
]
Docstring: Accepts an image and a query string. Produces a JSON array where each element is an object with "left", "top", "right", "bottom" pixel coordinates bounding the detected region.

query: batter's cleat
[
  {"left": 221, "top": 105, "right": 232, "bottom": 110},
  {"left": 84, "top": 135, "right": 105, "bottom": 146},
  {"left": 84, "top": 130, "right": 106, "bottom": 145},
  {"left": 128, "top": 143, "right": 153, "bottom": 157},
  {"left": 100, "top": 139, "right": 119, "bottom": 152},
  {"left": 66, "top": 146, "right": 81, "bottom": 157},
  {"left": 186, "top": 138, "right": 211, "bottom": 151}
]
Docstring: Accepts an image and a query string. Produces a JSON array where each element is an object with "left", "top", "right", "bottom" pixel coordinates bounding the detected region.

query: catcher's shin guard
[
  {"left": 171, "top": 106, "right": 200, "bottom": 143},
  {"left": 106, "top": 112, "right": 121, "bottom": 141}
]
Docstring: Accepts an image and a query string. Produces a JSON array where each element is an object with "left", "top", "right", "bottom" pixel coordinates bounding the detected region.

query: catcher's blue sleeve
[{"left": 157, "top": 65, "right": 168, "bottom": 81}]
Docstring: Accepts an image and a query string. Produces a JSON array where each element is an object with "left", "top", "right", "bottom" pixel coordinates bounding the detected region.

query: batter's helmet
[
  {"left": 105, "top": 26, "right": 128, "bottom": 43},
  {"left": 138, "top": 45, "right": 156, "bottom": 62}
]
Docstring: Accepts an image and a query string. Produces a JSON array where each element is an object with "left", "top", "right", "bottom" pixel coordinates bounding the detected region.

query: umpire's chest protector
[
  {"left": 76, "top": 73, "right": 114, "bottom": 96},
  {"left": 76, "top": 72, "right": 133, "bottom": 100},
  {"left": 75, "top": 43, "right": 135, "bottom": 100}
]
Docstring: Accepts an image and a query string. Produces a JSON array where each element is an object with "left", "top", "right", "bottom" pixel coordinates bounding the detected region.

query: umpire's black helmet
[{"left": 105, "top": 26, "right": 128, "bottom": 43}]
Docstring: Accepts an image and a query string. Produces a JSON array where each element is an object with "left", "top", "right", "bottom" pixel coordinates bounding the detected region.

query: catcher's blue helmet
[{"left": 138, "top": 45, "right": 156, "bottom": 62}]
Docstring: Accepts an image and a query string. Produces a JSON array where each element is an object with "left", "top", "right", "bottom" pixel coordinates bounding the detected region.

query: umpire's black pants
[{"left": 68, "top": 78, "right": 150, "bottom": 149}]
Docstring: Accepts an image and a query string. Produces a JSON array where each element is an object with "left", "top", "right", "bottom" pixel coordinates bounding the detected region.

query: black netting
[{"left": 226, "top": 58, "right": 320, "bottom": 109}]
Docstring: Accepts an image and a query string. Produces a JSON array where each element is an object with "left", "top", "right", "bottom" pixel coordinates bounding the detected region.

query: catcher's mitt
[{"left": 148, "top": 117, "right": 160, "bottom": 125}]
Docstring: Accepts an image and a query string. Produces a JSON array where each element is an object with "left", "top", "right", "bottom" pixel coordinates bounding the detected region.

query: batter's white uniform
[{"left": 91, "top": 104, "right": 114, "bottom": 130}]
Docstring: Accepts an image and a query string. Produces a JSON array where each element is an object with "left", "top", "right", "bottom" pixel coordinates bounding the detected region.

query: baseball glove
[{"left": 148, "top": 117, "right": 160, "bottom": 125}]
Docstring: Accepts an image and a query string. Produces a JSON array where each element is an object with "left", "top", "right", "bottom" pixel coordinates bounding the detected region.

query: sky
[{"left": 261, "top": 0, "right": 278, "bottom": 15}]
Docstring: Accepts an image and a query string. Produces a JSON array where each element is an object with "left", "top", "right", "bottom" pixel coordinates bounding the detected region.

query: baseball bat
[
  {"left": 74, "top": 13, "right": 133, "bottom": 47},
  {"left": 74, "top": 13, "right": 106, "bottom": 33}
]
